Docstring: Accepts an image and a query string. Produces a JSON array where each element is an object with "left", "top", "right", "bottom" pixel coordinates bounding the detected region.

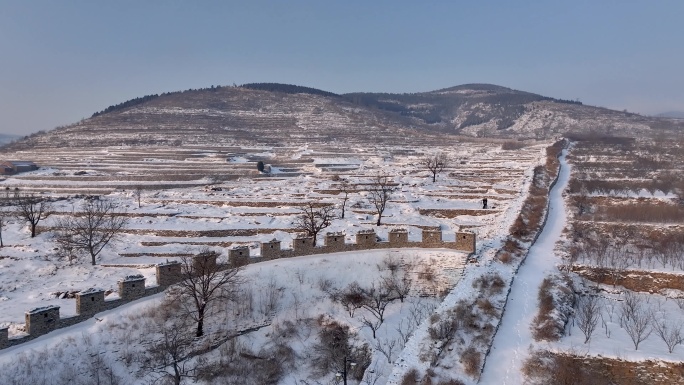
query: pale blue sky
[{"left": 1, "top": 1, "right": 682, "bottom": 136}]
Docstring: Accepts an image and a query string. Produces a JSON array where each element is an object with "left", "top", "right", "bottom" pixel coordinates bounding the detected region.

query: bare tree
[
  {"left": 15, "top": 193, "right": 51, "bottom": 237},
  {"left": 176, "top": 249, "right": 244, "bottom": 337},
  {"left": 423, "top": 153, "right": 449, "bottom": 183},
  {"left": 382, "top": 271, "right": 412, "bottom": 303},
  {"left": 576, "top": 295, "right": 601, "bottom": 344},
  {"left": 0, "top": 210, "right": 12, "bottom": 247},
  {"left": 338, "top": 180, "right": 354, "bottom": 219},
  {"left": 310, "top": 319, "right": 369, "bottom": 380},
  {"left": 143, "top": 300, "right": 197, "bottom": 385},
  {"left": 133, "top": 186, "right": 143, "bottom": 208},
  {"left": 292, "top": 202, "right": 336, "bottom": 246},
  {"left": 54, "top": 198, "right": 128, "bottom": 265},
  {"left": 337, "top": 281, "right": 366, "bottom": 318},
  {"left": 621, "top": 292, "right": 653, "bottom": 350},
  {"left": 606, "top": 244, "right": 631, "bottom": 287},
  {"left": 360, "top": 283, "right": 396, "bottom": 338},
  {"left": 574, "top": 186, "right": 591, "bottom": 217},
  {"left": 367, "top": 174, "right": 395, "bottom": 226},
  {"left": 652, "top": 313, "right": 683, "bottom": 353}
]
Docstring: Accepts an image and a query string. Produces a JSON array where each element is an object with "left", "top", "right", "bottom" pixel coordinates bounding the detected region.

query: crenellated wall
[
  {"left": 0, "top": 326, "right": 7, "bottom": 349},
  {"left": 260, "top": 239, "right": 282, "bottom": 259},
  {"left": 76, "top": 289, "right": 106, "bottom": 315},
  {"left": 324, "top": 232, "right": 346, "bottom": 253},
  {"left": 356, "top": 230, "right": 377, "bottom": 248},
  {"left": 25, "top": 306, "right": 60, "bottom": 337},
  {"left": 118, "top": 275, "right": 146, "bottom": 301},
  {"left": 422, "top": 228, "right": 443, "bottom": 247},
  {"left": 1, "top": 229, "right": 476, "bottom": 351},
  {"left": 292, "top": 235, "right": 315, "bottom": 256},
  {"left": 156, "top": 261, "right": 182, "bottom": 286},
  {"left": 229, "top": 246, "right": 251, "bottom": 267},
  {"left": 388, "top": 228, "right": 409, "bottom": 247}
]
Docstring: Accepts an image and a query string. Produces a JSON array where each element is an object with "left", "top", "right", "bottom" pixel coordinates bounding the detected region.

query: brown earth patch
[{"left": 571, "top": 265, "right": 684, "bottom": 293}]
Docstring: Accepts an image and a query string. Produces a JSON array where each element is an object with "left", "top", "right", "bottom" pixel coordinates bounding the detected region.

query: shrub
[
  {"left": 460, "top": 346, "right": 482, "bottom": 377},
  {"left": 400, "top": 369, "right": 420, "bottom": 385},
  {"left": 501, "top": 141, "right": 527, "bottom": 150}
]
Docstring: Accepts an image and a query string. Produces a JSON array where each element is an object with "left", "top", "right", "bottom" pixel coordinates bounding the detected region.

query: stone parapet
[
  {"left": 76, "top": 288, "right": 106, "bottom": 315},
  {"left": 25, "top": 306, "right": 60, "bottom": 337},
  {"left": 118, "top": 275, "right": 146, "bottom": 301}
]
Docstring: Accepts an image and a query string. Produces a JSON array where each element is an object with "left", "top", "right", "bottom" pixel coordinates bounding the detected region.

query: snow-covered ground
[
  {"left": 479, "top": 149, "right": 571, "bottom": 384},
  {"left": 0, "top": 142, "right": 551, "bottom": 384}
]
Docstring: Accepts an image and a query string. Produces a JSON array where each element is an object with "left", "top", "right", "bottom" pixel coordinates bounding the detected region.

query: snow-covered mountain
[{"left": 5, "top": 83, "right": 682, "bottom": 150}]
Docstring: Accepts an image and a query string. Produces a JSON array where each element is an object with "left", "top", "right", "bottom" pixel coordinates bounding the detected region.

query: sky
[{"left": 1, "top": 1, "right": 683, "bottom": 136}]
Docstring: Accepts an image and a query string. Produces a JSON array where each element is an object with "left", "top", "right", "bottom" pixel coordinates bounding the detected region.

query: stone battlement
[{"left": 0, "top": 229, "right": 476, "bottom": 351}]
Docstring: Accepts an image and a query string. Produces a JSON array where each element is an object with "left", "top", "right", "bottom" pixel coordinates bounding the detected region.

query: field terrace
[
  {"left": 530, "top": 135, "right": 684, "bottom": 384},
  {"left": 0, "top": 142, "right": 546, "bottom": 344}
]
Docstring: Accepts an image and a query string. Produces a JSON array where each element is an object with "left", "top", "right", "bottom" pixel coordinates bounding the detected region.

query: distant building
[{"left": 0, "top": 161, "right": 38, "bottom": 175}]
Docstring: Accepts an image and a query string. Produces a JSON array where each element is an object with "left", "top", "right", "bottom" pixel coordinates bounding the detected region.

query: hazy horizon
[{"left": 2, "top": 1, "right": 683, "bottom": 136}]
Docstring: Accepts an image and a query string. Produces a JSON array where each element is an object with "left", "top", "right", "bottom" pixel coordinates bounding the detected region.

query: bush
[
  {"left": 501, "top": 141, "right": 527, "bottom": 150},
  {"left": 460, "top": 346, "right": 482, "bottom": 378},
  {"left": 531, "top": 275, "right": 575, "bottom": 341}
]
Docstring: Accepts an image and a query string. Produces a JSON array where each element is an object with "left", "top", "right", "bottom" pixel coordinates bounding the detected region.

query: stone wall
[
  {"left": 193, "top": 252, "right": 218, "bottom": 272},
  {"left": 388, "top": 228, "right": 409, "bottom": 247},
  {"left": 356, "top": 230, "right": 377, "bottom": 248},
  {"left": 1, "top": 230, "right": 477, "bottom": 351},
  {"left": 25, "top": 306, "right": 60, "bottom": 337},
  {"left": 324, "top": 232, "right": 346, "bottom": 253},
  {"left": 260, "top": 239, "right": 282, "bottom": 259},
  {"left": 156, "top": 261, "right": 182, "bottom": 286},
  {"left": 76, "top": 289, "right": 106, "bottom": 315},
  {"left": 455, "top": 231, "right": 476, "bottom": 253},
  {"left": 292, "top": 235, "right": 315, "bottom": 256},
  {"left": 0, "top": 326, "right": 7, "bottom": 349},
  {"left": 422, "top": 228, "right": 443, "bottom": 247},
  {"left": 229, "top": 246, "right": 251, "bottom": 267},
  {"left": 118, "top": 275, "right": 146, "bottom": 301}
]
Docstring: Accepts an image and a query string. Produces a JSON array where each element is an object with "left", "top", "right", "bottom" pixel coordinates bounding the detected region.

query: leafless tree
[
  {"left": 576, "top": 295, "right": 601, "bottom": 344},
  {"left": 338, "top": 180, "right": 354, "bottom": 219},
  {"left": 375, "top": 337, "right": 400, "bottom": 363},
  {"left": 367, "top": 174, "right": 395, "bottom": 226},
  {"left": 310, "top": 320, "right": 369, "bottom": 380},
  {"left": 606, "top": 244, "right": 631, "bottom": 287},
  {"left": 621, "top": 292, "right": 653, "bottom": 350},
  {"left": 142, "top": 300, "right": 197, "bottom": 385},
  {"left": 133, "top": 185, "right": 143, "bottom": 208},
  {"left": 652, "top": 314, "right": 683, "bottom": 353},
  {"left": 292, "top": 202, "right": 336, "bottom": 246},
  {"left": 423, "top": 153, "right": 449, "bottom": 183},
  {"left": 337, "top": 281, "right": 366, "bottom": 318},
  {"left": 0, "top": 209, "right": 12, "bottom": 247},
  {"left": 382, "top": 271, "right": 412, "bottom": 303},
  {"left": 54, "top": 198, "right": 128, "bottom": 265},
  {"left": 574, "top": 186, "right": 591, "bottom": 217},
  {"left": 176, "top": 249, "right": 244, "bottom": 337},
  {"left": 15, "top": 193, "right": 51, "bottom": 237},
  {"left": 360, "top": 283, "right": 396, "bottom": 338}
]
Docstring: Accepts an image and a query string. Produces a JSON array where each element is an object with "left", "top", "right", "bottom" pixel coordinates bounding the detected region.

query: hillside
[{"left": 4, "top": 83, "right": 683, "bottom": 151}]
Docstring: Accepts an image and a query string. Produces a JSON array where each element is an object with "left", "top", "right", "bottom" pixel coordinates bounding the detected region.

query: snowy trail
[{"left": 479, "top": 150, "right": 570, "bottom": 385}]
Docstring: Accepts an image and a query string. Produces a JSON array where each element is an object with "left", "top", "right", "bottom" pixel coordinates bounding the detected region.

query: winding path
[{"left": 479, "top": 150, "right": 571, "bottom": 385}]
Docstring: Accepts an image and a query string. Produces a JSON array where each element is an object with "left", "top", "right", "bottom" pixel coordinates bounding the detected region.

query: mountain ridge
[{"left": 4, "top": 83, "right": 682, "bottom": 151}]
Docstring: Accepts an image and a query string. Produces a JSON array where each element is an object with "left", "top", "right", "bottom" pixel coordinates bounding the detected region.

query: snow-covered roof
[{"left": 26, "top": 305, "right": 60, "bottom": 314}]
